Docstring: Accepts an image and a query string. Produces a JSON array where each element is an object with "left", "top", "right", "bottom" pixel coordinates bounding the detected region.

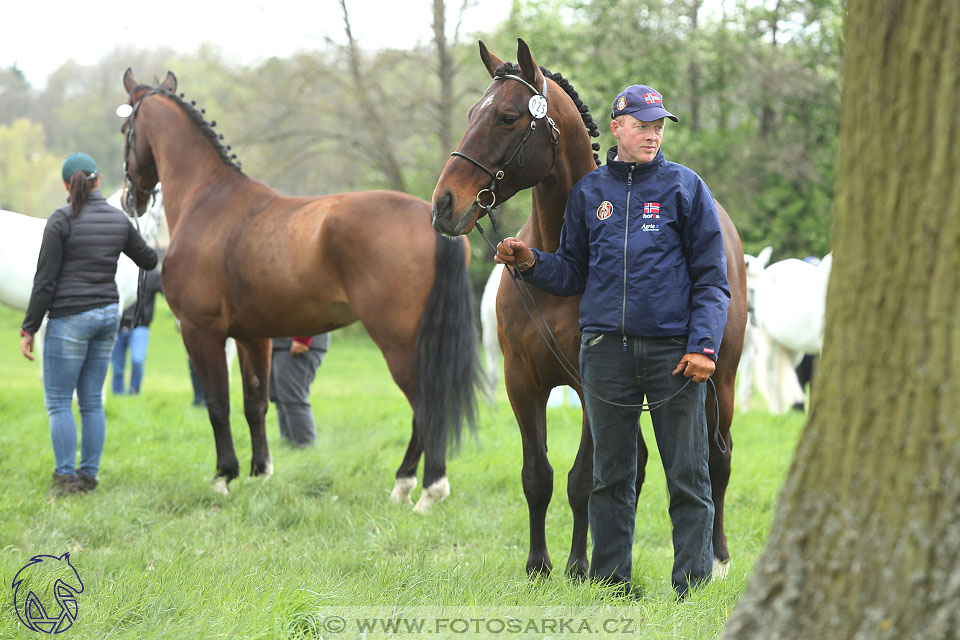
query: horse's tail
[{"left": 415, "top": 235, "right": 482, "bottom": 461}]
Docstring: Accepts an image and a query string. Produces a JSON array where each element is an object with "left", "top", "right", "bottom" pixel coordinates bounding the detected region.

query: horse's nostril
[{"left": 435, "top": 190, "right": 453, "bottom": 217}]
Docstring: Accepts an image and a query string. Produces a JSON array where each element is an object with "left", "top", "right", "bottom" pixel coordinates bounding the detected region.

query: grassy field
[{"left": 0, "top": 299, "right": 804, "bottom": 639}]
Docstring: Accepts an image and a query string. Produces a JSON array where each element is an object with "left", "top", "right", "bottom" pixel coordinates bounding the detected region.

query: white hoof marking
[
  {"left": 412, "top": 477, "right": 450, "bottom": 514},
  {"left": 390, "top": 476, "right": 417, "bottom": 504},
  {"left": 261, "top": 456, "right": 273, "bottom": 479},
  {"left": 712, "top": 558, "right": 730, "bottom": 581},
  {"left": 211, "top": 477, "right": 229, "bottom": 495}
]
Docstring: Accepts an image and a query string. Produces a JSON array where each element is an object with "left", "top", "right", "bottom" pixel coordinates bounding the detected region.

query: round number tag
[
  {"left": 116, "top": 104, "right": 133, "bottom": 118},
  {"left": 528, "top": 94, "right": 548, "bottom": 119}
]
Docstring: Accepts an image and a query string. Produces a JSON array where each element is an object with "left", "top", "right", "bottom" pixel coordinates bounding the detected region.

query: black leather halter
[
  {"left": 121, "top": 87, "right": 165, "bottom": 215},
  {"left": 449, "top": 73, "right": 560, "bottom": 216}
]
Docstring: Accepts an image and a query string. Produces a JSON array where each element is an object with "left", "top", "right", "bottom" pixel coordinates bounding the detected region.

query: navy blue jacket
[{"left": 524, "top": 148, "right": 730, "bottom": 360}]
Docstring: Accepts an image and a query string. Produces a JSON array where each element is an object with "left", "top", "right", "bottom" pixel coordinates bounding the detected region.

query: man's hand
[
  {"left": 672, "top": 352, "right": 715, "bottom": 383},
  {"left": 495, "top": 237, "right": 535, "bottom": 271},
  {"left": 289, "top": 341, "right": 310, "bottom": 356},
  {"left": 21, "top": 333, "right": 34, "bottom": 361}
]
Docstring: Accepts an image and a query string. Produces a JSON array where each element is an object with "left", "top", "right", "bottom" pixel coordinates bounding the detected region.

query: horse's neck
[
  {"left": 527, "top": 146, "right": 597, "bottom": 253},
  {"left": 144, "top": 100, "right": 240, "bottom": 233}
]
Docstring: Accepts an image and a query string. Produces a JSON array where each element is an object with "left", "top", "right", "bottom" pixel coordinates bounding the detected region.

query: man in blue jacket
[{"left": 495, "top": 84, "right": 730, "bottom": 599}]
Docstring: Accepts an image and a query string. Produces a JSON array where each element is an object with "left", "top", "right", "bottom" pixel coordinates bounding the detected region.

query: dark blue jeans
[{"left": 580, "top": 332, "right": 714, "bottom": 598}]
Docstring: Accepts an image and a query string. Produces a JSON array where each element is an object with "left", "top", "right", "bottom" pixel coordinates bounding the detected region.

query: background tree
[
  {"left": 0, "top": 0, "right": 845, "bottom": 275},
  {"left": 722, "top": 0, "right": 960, "bottom": 637}
]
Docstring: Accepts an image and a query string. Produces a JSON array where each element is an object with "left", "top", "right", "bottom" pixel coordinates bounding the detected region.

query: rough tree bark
[{"left": 722, "top": 1, "right": 960, "bottom": 638}]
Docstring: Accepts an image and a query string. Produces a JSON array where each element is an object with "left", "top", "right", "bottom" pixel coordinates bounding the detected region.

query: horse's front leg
[
  {"left": 236, "top": 338, "right": 273, "bottom": 478},
  {"left": 566, "top": 406, "right": 592, "bottom": 579},
  {"left": 181, "top": 323, "right": 236, "bottom": 492},
  {"left": 506, "top": 371, "right": 554, "bottom": 577}
]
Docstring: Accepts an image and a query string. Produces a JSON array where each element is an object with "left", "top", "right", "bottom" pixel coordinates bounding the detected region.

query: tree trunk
[
  {"left": 722, "top": 1, "right": 960, "bottom": 638},
  {"left": 686, "top": 0, "right": 702, "bottom": 133},
  {"left": 433, "top": 0, "right": 454, "bottom": 164},
  {"left": 338, "top": 0, "right": 407, "bottom": 192}
]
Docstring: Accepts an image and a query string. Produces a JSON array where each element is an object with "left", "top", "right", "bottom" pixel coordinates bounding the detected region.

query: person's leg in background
[
  {"left": 271, "top": 348, "right": 322, "bottom": 447},
  {"left": 188, "top": 357, "right": 206, "bottom": 407},
  {"left": 111, "top": 328, "right": 131, "bottom": 394},
  {"left": 127, "top": 326, "right": 151, "bottom": 394}
]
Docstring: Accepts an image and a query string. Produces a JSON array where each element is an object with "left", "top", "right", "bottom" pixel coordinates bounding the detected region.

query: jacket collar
[{"left": 604, "top": 146, "right": 665, "bottom": 178}]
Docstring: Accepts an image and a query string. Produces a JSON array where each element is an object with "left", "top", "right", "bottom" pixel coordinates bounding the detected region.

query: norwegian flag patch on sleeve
[{"left": 702, "top": 348, "right": 716, "bottom": 354}]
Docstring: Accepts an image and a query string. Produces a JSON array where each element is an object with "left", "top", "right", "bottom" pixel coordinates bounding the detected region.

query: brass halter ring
[{"left": 476, "top": 189, "right": 497, "bottom": 209}]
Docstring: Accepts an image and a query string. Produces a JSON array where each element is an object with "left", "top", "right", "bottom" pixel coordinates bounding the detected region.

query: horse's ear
[
  {"left": 758, "top": 245, "right": 773, "bottom": 267},
  {"left": 516, "top": 38, "right": 543, "bottom": 88},
  {"left": 123, "top": 68, "right": 138, "bottom": 93},
  {"left": 160, "top": 71, "right": 178, "bottom": 94},
  {"left": 479, "top": 41, "right": 504, "bottom": 78}
]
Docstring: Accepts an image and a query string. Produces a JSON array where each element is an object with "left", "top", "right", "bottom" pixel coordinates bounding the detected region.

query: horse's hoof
[
  {"left": 251, "top": 456, "right": 273, "bottom": 478},
  {"left": 564, "top": 559, "right": 588, "bottom": 581},
  {"left": 712, "top": 557, "right": 730, "bottom": 581},
  {"left": 390, "top": 476, "right": 417, "bottom": 504},
  {"left": 412, "top": 477, "right": 450, "bottom": 514},
  {"left": 211, "top": 477, "right": 229, "bottom": 495}
]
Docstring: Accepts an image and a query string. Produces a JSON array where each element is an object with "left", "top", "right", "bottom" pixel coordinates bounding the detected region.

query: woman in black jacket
[{"left": 20, "top": 152, "right": 158, "bottom": 495}]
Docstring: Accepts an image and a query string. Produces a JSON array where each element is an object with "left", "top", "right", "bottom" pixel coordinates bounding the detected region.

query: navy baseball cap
[
  {"left": 611, "top": 85, "right": 678, "bottom": 122},
  {"left": 61, "top": 152, "right": 99, "bottom": 182}
]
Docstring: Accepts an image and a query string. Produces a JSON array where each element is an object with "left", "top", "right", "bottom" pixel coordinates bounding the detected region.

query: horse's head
[
  {"left": 119, "top": 68, "right": 176, "bottom": 215},
  {"left": 432, "top": 39, "right": 562, "bottom": 236}
]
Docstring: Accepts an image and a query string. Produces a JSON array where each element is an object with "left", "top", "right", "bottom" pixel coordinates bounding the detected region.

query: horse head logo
[{"left": 12, "top": 553, "right": 84, "bottom": 634}]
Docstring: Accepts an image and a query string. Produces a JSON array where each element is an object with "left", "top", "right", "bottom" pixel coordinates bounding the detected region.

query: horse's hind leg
[
  {"left": 708, "top": 373, "right": 735, "bottom": 580},
  {"left": 181, "top": 323, "right": 236, "bottom": 492},
  {"left": 390, "top": 419, "right": 421, "bottom": 504},
  {"left": 236, "top": 338, "right": 273, "bottom": 477}
]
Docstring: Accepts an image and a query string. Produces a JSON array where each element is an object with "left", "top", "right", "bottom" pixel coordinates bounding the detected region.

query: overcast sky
[{"left": 2, "top": 0, "right": 510, "bottom": 88}]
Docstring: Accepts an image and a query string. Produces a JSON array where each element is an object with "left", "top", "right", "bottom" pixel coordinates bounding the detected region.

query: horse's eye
[{"left": 499, "top": 115, "right": 518, "bottom": 126}]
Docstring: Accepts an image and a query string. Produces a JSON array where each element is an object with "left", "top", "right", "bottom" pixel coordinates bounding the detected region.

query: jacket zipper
[{"left": 622, "top": 166, "right": 634, "bottom": 352}]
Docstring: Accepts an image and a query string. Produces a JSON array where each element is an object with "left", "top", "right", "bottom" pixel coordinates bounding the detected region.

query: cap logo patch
[
  {"left": 616, "top": 96, "right": 627, "bottom": 111},
  {"left": 597, "top": 201, "right": 613, "bottom": 220},
  {"left": 643, "top": 92, "right": 662, "bottom": 104}
]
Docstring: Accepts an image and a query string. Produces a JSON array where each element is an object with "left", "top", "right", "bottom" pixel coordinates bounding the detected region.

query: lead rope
[{"left": 475, "top": 209, "right": 725, "bottom": 453}]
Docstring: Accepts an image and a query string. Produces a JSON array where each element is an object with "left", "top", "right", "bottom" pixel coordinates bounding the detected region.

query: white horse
[
  {"left": 479, "top": 263, "right": 579, "bottom": 409},
  {"left": 738, "top": 247, "right": 832, "bottom": 414},
  {"left": 480, "top": 263, "right": 504, "bottom": 403}
]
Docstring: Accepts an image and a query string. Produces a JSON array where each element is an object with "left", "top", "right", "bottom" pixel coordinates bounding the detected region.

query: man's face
[{"left": 611, "top": 115, "right": 665, "bottom": 164}]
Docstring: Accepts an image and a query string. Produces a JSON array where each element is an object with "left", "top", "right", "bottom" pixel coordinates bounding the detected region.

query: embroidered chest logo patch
[{"left": 597, "top": 201, "right": 613, "bottom": 220}]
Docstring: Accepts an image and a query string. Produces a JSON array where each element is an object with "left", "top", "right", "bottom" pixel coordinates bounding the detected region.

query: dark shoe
[
  {"left": 73, "top": 473, "right": 98, "bottom": 492},
  {"left": 50, "top": 472, "right": 78, "bottom": 496}
]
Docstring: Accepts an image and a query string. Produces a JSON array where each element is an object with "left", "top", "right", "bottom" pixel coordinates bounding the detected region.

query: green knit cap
[{"left": 61, "top": 152, "right": 99, "bottom": 182}]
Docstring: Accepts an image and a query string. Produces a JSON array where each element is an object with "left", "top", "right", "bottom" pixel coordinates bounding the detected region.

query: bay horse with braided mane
[
  {"left": 432, "top": 40, "right": 747, "bottom": 579},
  {"left": 120, "top": 69, "right": 480, "bottom": 512}
]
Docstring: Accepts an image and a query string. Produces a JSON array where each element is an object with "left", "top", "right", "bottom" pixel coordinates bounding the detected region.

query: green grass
[{"left": 0, "top": 300, "right": 803, "bottom": 639}]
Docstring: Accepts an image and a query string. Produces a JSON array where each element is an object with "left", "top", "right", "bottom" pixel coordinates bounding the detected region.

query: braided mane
[
  {"left": 134, "top": 84, "right": 243, "bottom": 173},
  {"left": 494, "top": 63, "right": 602, "bottom": 167}
]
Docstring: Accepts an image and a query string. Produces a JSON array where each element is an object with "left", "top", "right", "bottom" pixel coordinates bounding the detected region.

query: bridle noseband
[
  {"left": 450, "top": 73, "right": 560, "bottom": 217},
  {"left": 121, "top": 87, "right": 165, "bottom": 216}
]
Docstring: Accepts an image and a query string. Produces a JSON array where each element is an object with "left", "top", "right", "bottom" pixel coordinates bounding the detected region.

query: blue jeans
[
  {"left": 111, "top": 326, "right": 151, "bottom": 393},
  {"left": 580, "top": 332, "right": 714, "bottom": 598},
  {"left": 43, "top": 303, "right": 119, "bottom": 478}
]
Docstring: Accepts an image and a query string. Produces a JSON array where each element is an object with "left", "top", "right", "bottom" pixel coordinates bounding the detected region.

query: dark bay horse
[
  {"left": 120, "top": 69, "right": 480, "bottom": 512},
  {"left": 432, "top": 40, "right": 747, "bottom": 578}
]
